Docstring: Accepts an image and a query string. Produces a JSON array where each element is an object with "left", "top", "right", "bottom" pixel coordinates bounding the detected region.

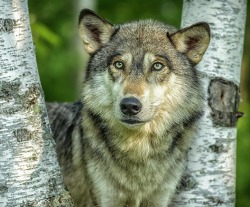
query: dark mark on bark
[
  {"left": 208, "top": 78, "right": 240, "bottom": 127},
  {"left": 48, "top": 178, "right": 58, "bottom": 195},
  {"left": 0, "top": 183, "right": 8, "bottom": 193},
  {"left": 0, "top": 81, "right": 21, "bottom": 101},
  {"left": 0, "top": 18, "right": 16, "bottom": 33},
  {"left": 0, "top": 82, "right": 41, "bottom": 116},
  {"left": 177, "top": 172, "right": 198, "bottom": 191},
  {"left": 23, "top": 85, "right": 40, "bottom": 109},
  {"left": 209, "top": 143, "right": 227, "bottom": 153},
  {"left": 14, "top": 128, "right": 32, "bottom": 142},
  {"left": 207, "top": 196, "right": 224, "bottom": 205}
]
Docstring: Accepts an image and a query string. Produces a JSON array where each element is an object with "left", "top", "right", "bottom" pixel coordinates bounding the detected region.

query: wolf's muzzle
[{"left": 120, "top": 97, "right": 142, "bottom": 116}]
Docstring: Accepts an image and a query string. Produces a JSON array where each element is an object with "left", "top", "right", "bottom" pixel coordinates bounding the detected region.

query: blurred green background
[{"left": 28, "top": 0, "right": 249, "bottom": 206}]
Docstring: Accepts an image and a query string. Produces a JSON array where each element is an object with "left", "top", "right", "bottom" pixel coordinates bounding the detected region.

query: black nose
[{"left": 120, "top": 97, "right": 142, "bottom": 116}]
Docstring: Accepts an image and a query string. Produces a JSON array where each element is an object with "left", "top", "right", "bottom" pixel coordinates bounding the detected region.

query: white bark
[
  {"left": 0, "top": 0, "right": 73, "bottom": 206},
  {"left": 171, "top": 0, "right": 246, "bottom": 206},
  {"left": 75, "top": 0, "right": 97, "bottom": 85},
  {"left": 77, "top": 0, "right": 96, "bottom": 11}
]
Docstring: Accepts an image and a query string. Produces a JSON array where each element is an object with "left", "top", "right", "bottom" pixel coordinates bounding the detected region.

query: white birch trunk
[
  {"left": 78, "top": 0, "right": 96, "bottom": 10},
  {"left": 75, "top": 0, "right": 97, "bottom": 85},
  {"left": 0, "top": 0, "right": 73, "bottom": 206},
  {"left": 171, "top": 0, "right": 246, "bottom": 206}
]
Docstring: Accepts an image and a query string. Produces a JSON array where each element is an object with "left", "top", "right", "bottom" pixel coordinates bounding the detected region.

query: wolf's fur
[{"left": 47, "top": 9, "right": 210, "bottom": 207}]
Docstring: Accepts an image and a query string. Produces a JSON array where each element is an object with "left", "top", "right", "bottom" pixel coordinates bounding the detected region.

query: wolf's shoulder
[{"left": 46, "top": 101, "right": 83, "bottom": 142}]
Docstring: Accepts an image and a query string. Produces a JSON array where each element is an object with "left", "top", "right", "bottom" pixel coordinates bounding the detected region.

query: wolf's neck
[{"left": 81, "top": 108, "right": 173, "bottom": 162}]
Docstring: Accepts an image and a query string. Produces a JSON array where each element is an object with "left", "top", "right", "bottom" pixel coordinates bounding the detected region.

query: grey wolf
[{"left": 46, "top": 9, "right": 210, "bottom": 207}]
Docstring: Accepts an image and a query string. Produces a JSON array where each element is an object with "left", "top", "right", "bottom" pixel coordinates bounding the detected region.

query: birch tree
[
  {"left": 75, "top": 0, "right": 97, "bottom": 84},
  {"left": 171, "top": 0, "right": 246, "bottom": 206},
  {"left": 0, "top": 0, "right": 73, "bottom": 206}
]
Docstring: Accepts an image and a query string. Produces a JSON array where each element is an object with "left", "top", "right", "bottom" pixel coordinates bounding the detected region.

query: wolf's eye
[
  {"left": 114, "top": 61, "right": 124, "bottom": 70},
  {"left": 152, "top": 62, "right": 164, "bottom": 71}
]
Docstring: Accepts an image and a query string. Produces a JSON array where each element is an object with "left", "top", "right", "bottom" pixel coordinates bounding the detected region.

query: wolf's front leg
[
  {"left": 91, "top": 177, "right": 140, "bottom": 207},
  {"left": 146, "top": 187, "right": 176, "bottom": 207},
  {"left": 98, "top": 188, "right": 173, "bottom": 207},
  {"left": 98, "top": 190, "right": 141, "bottom": 207}
]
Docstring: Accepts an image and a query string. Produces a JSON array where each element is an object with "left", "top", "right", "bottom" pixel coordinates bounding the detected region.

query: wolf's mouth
[{"left": 121, "top": 119, "right": 146, "bottom": 125}]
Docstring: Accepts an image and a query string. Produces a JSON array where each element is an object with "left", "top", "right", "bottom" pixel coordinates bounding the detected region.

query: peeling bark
[
  {"left": 0, "top": 0, "right": 73, "bottom": 206},
  {"left": 171, "top": 0, "right": 246, "bottom": 206},
  {"left": 208, "top": 78, "right": 240, "bottom": 127}
]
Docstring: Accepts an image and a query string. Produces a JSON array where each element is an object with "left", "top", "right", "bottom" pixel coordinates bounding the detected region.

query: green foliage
[
  {"left": 97, "top": 0, "right": 182, "bottom": 27},
  {"left": 236, "top": 103, "right": 250, "bottom": 206},
  {"left": 29, "top": 0, "right": 81, "bottom": 101},
  {"left": 29, "top": 1, "right": 250, "bottom": 206}
]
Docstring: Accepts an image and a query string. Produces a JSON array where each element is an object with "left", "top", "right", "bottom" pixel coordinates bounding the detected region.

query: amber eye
[
  {"left": 152, "top": 62, "right": 164, "bottom": 71},
  {"left": 114, "top": 61, "right": 124, "bottom": 70}
]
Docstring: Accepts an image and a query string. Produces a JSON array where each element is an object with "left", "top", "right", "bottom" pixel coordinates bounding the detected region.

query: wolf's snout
[{"left": 120, "top": 97, "right": 142, "bottom": 116}]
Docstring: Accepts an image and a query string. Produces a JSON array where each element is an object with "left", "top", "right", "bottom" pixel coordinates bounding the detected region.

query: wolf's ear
[
  {"left": 78, "top": 9, "right": 114, "bottom": 54},
  {"left": 169, "top": 23, "right": 210, "bottom": 64}
]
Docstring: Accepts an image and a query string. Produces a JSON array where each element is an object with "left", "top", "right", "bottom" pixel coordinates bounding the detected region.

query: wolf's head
[{"left": 79, "top": 9, "right": 210, "bottom": 132}]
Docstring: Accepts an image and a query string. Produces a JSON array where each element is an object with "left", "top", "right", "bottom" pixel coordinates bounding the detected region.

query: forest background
[{"left": 28, "top": 0, "right": 250, "bottom": 206}]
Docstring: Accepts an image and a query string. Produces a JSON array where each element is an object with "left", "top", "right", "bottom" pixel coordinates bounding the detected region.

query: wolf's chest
[{"left": 103, "top": 150, "right": 180, "bottom": 196}]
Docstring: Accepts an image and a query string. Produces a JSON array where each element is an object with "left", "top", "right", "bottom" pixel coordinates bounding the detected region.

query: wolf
[{"left": 46, "top": 9, "right": 210, "bottom": 207}]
